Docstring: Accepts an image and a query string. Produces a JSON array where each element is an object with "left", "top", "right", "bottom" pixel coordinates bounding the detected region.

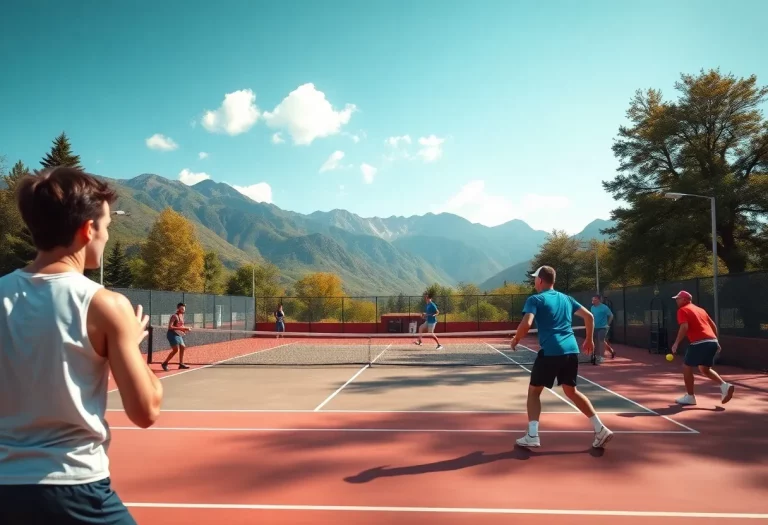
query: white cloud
[
  {"left": 146, "top": 133, "right": 178, "bottom": 151},
  {"left": 178, "top": 169, "right": 211, "bottom": 186},
  {"left": 320, "top": 150, "right": 345, "bottom": 173},
  {"left": 361, "top": 163, "right": 377, "bottom": 184},
  {"left": 201, "top": 89, "right": 260, "bottom": 135},
  {"left": 231, "top": 182, "right": 273, "bottom": 203},
  {"left": 386, "top": 135, "right": 412, "bottom": 147},
  {"left": 271, "top": 132, "right": 285, "bottom": 144},
  {"left": 438, "top": 180, "right": 570, "bottom": 228},
  {"left": 263, "top": 83, "right": 356, "bottom": 145},
  {"left": 198, "top": 152, "right": 209, "bottom": 160},
  {"left": 417, "top": 135, "right": 445, "bottom": 163}
]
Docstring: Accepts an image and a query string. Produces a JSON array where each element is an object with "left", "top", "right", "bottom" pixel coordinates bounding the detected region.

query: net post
[
  {"left": 368, "top": 335, "right": 372, "bottom": 367},
  {"left": 146, "top": 325, "right": 153, "bottom": 364}
]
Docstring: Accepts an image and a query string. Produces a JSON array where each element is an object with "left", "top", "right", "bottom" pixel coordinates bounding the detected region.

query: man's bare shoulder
[{"left": 90, "top": 288, "right": 134, "bottom": 322}]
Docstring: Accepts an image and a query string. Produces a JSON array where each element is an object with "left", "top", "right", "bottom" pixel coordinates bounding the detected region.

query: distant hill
[
  {"left": 3, "top": 170, "right": 615, "bottom": 295},
  {"left": 479, "top": 219, "right": 616, "bottom": 290}
]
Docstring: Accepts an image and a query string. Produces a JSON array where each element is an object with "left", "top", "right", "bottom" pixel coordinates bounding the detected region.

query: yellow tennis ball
[{"left": 666, "top": 353, "right": 674, "bottom": 362}]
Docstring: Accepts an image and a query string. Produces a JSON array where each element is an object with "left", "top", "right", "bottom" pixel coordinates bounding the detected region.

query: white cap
[{"left": 530, "top": 266, "right": 544, "bottom": 277}]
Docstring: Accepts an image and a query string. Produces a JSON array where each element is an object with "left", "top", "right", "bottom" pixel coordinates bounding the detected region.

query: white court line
[
  {"left": 123, "top": 502, "right": 768, "bottom": 519},
  {"left": 313, "top": 344, "right": 391, "bottom": 412},
  {"left": 108, "top": 426, "right": 692, "bottom": 434},
  {"left": 516, "top": 344, "right": 700, "bottom": 435},
  {"left": 484, "top": 342, "right": 579, "bottom": 411},
  {"left": 108, "top": 340, "right": 299, "bottom": 394},
  {"left": 572, "top": 370, "right": 700, "bottom": 434}
]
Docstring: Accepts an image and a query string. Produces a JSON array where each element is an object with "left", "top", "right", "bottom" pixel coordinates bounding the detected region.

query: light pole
[
  {"left": 580, "top": 239, "right": 600, "bottom": 295},
  {"left": 663, "top": 192, "right": 719, "bottom": 329},
  {"left": 100, "top": 210, "right": 130, "bottom": 286}
]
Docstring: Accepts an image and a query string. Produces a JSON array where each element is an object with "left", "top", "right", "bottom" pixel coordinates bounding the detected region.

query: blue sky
[{"left": 2, "top": 0, "right": 767, "bottom": 234}]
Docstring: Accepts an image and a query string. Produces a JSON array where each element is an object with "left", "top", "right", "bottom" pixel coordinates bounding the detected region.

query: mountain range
[{"left": 17, "top": 172, "right": 616, "bottom": 294}]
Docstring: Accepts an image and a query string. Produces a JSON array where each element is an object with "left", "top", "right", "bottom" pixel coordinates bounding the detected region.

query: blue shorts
[
  {"left": 0, "top": 477, "right": 136, "bottom": 524},
  {"left": 276, "top": 321, "right": 285, "bottom": 332},
  {"left": 684, "top": 341, "right": 719, "bottom": 367},
  {"left": 166, "top": 330, "right": 184, "bottom": 347}
]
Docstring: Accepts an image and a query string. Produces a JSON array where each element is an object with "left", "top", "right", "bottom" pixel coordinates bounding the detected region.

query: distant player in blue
[
  {"left": 590, "top": 295, "right": 615, "bottom": 363},
  {"left": 510, "top": 266, "right": 613, "bottom": 449},
  {"left": 414, "top": 293, "right": 443, "bottom": 350}
]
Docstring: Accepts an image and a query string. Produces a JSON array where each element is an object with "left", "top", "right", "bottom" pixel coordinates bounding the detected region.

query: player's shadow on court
[
  {"left": 344, "top": 446, "right": 598, "bottom": 484},
  {"left": 615, "top": 404, "right": 725, "bottom": 418}
]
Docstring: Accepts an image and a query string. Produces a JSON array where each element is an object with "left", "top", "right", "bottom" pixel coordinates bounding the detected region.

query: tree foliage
[
  {"left": 103, "top": 240, "right": 133, "bottom": 288},
  {"left": 293, "top": 272, "right": 344, "bottom": 321},
  {"left": 604, "top": 69, "right": 768, "bottom": 280},
  {"left": 135, "top": 208, "right": 205, "bottom": 291},
  {"left": 226, "top": 262, "right": 281, "bottom": 297},
  {"left": 0, "top": 160, "right": 36, "bottom": 275},
  {"left": 202, "top": 251, "right": 225, "bottom": 294},
  {"left": 40, "top": 132, "right": 83, "bottom": 170}
]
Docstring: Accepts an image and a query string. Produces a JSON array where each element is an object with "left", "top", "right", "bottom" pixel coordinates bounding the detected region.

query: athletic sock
[
  {"left": 528, "top": 421, "right": 539, "bottom": 436},
  {"left": 590, "top": 415, "right": 603, "bottom": 433}
]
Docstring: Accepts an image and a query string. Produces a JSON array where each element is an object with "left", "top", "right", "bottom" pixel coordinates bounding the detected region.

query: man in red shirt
[{"left": 670, "top": 291, "right": 734, "bottom": 406}]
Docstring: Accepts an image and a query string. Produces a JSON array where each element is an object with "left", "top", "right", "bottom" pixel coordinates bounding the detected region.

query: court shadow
[
  {"left": 344, "top": 445, "right": 597, "bottom": 483},
  {"left": 615, "top": 404, "right": 725, "bottom": 418}
]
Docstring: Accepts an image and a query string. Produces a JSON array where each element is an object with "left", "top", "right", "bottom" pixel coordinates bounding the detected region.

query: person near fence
[
  {"left": 670, "top": 291, "right": 735, "bottom": 405},
  {"left": 0, "top": 166, "right": 163, "bottom": 525},
  {"left": 510, "top": 265, "right": 613, "bottom": 449},
  {"left": 590, "top": 295, "right": 615, "bottom": 363},
  {"left": 414, "top": 293, "right": 443, "bottom": 349},
  {"left": 275, "top": 304, "right": 285, "bottom": 338},
  {"left": 162, "top": 302, "right": 190, "bottom": 371}
]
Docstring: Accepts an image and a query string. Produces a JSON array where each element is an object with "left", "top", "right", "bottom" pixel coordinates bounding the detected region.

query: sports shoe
[
  {"left": 436, "top": 344, "right": 444, "bottom": 350},
  {"left": 516, "top": 433, "right": 540, "bottom": 448},
  {"left": 676, "top": 394, "right": 697, "bottom": 405},
  {"left": 592, "top": 426, "right": 613, "bottom": 448},
  {"left": 720, "top": 382, "right": 735, "bottom": 404}
]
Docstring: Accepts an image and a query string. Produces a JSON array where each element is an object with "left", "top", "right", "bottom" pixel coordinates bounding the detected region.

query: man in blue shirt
[
  {"left": 510, "top": 266, "right": 613, "bottom": 449},
  {"left": 590, "top": 295, "right": 615, "bottom": 363},
  {"left": 414, "top": 293, "right": 443, "bottom": 350}
]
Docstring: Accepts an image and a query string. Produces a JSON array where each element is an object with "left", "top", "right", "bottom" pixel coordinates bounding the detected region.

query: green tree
[
  {"left": 226, "top": 262, "right": 281, "bottom": 297},
  {"left": 136, "top": 208, "right": 205, "bottom": 291},
  {"left": 202, "top": 251, "right": 225, "bottom": 294},
  {"left": 0, "top": 160, "right": 36, "bottom": 275},
  {"left": 40, "top": 132, "right": 83, "bottom": 170},
  {"left": 604, "top": 69, "right": 768, "bottom": 280},
  {"left": 103, "top": 240, "right": 133, "bottom": 288},
  {"left": 528, "top": 230, "right": 583, "bottom": 292}
]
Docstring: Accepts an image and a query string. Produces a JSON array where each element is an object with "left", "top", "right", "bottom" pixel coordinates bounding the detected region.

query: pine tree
[
  {"left": 40, "top": 132, "right": 83, "bottom": 170},
  {"left": 0, "top": 160, "right": 36, "bottom": 276},
  {"left": 104, "top": 241, "right": 133, "bottom": 288}
]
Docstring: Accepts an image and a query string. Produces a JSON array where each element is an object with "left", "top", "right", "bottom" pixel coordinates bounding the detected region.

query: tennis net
[{"left": 147, "top": 325, "right": 592, "bottom": 367}]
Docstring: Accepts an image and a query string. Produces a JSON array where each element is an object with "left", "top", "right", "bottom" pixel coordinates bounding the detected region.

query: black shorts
[
  {"left": 530, "top": 352, "right": 579, "bottom": 388},
  {"left": 684, "top": 341, "right": 719, "bottom": 367},
  {"left": 0, "top": 477, "right": 136, "bottom": 525}
]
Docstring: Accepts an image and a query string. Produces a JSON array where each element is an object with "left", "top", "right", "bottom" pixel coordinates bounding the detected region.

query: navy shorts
[
  {"left": 684, "top": 341, "right": 719, "bottom": 367},
  {"left": 0, "top": 477, "right": 136, "bottom": 525},
  {"left": 166, "top": 330, "right": 184, "bottom": 347}
]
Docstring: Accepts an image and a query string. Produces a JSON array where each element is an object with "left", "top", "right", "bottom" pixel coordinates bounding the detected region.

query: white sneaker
[
  {"left": 676, "top": 394, "right": 697, "bottom": 405},
  {"left": 720, "top": 382, "right": 735, "bottom": 404},
  {"left": 516, "top": 433, "right": 540, "bottom": 448},
  {"left": 593, "top": 426, "right": 614, "bottom": 448}
]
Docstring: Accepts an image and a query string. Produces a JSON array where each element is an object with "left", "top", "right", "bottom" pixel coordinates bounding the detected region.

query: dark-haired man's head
[
  {"left": 531, "top": 265, "right": 556, "bottom": 292},
  {"left": 591, "top": 295, "right": 602, "bottom": 306},
  {"left": 16, "top": 166, "right": 117, "bottom": 270},
  {"left": 424, "top": 292, "right": 433, "bottom": 303}
]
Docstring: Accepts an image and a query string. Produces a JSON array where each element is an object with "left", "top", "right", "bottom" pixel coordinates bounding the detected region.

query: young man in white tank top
[{"left": 0, "top": 167, "right": 164, "bottom": 524}]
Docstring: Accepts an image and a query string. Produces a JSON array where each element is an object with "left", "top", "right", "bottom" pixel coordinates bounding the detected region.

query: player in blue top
[
  {"left": 590, "top": 295, "right": 615, "bottom": 363},
  {"left": 510, "top": 265, "right": 613, "bottom": 449},
  {"left": 414, "top": 293, "right": 443, "bottom": 349}
]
